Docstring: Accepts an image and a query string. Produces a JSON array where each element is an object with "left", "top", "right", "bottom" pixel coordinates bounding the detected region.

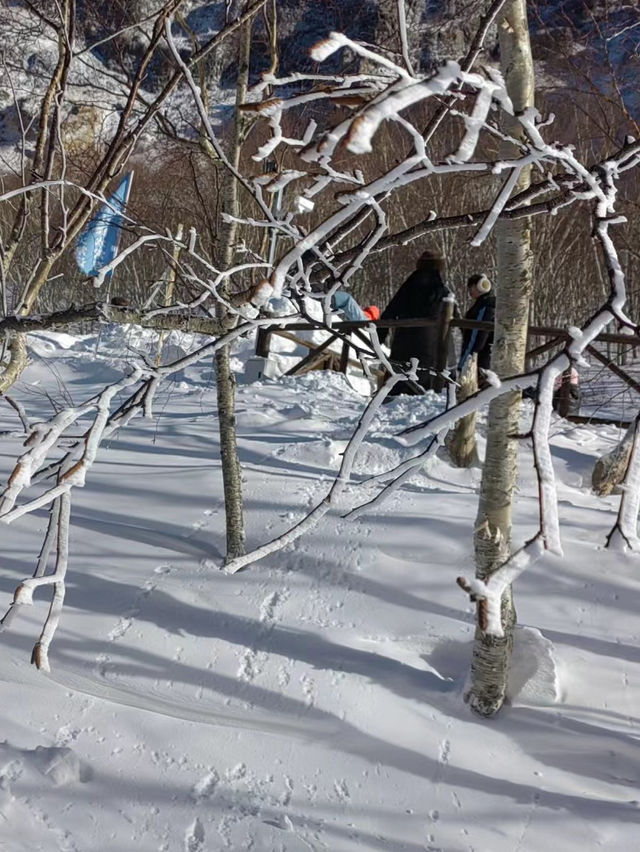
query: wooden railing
[{"left": 255, "top": 308, "right": 640, "bottom": 423}]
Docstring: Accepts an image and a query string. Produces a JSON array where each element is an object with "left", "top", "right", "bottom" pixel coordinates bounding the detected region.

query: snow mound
[
  {"left": 0, "top": 742, "right": 87, "bottom": 811},
  {"left": 274, "top": 436, "right": 345, "bottom": 470},
  {"left": 508, "top": 626, "right": 560, "bottom": 705},
  {"left": 28, "top": 330, "right": 87, "bottom": 356},
  {"left": 278, "top": 369, "right": 368, "bottom": 399}
]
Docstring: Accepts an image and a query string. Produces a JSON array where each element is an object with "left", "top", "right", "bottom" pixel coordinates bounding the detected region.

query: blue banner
[{"left": 75, "top": 172, "right": 133, "bottom": 278}]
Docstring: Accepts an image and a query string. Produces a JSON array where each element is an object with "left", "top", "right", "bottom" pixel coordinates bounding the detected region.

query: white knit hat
[{"left": 468, "top": 273, "right": 491, "bottom": 293}]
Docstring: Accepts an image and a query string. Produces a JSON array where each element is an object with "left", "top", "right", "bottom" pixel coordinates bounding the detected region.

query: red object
[
  {"left": 553, "top": 367, "right": 579, "bottom": 391},
  {"left": 363, "top": 305, "right": 380, "bottom": 321}
]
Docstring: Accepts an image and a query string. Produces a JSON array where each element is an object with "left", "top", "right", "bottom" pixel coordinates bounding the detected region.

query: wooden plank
[
  {"left": 298, "top": 354, "right": 334, "bottom": 376},
  {"left": 271, "top": 329, "right": 316, "bottom": 350},
  {"left": 567, "top": 414, "right": 631, "bottom": 427},
  {"left": 255, "top": 328, "right": 272, "bottom": 357},
  {"left": 269, "top": 317, "right": 640, "bottom": 347},
  {"left": 525, "top": 335, "right": 566, "bottom": 361},
  {"left": 284, "top": 334, "right": 337, "bottom": 376},
  {"left": 586, "top": 344, "right": 640, "bottom": 395},
  {"left": 339, "top": 340, "right": 350, "bottom": 373},
  {"left": 281, "top": 317, "right": 438, "bottom": 332}
]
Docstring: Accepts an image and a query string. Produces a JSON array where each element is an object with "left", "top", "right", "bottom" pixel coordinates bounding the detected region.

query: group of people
[
  {"left": 377, "top": 250, "right": 495, "bottom": 397},
  {"left": 306, "top": 248, "right": 494, "bottom": 396},
  {"left": 373, "top": 249, "right": 580, "bottom": 413},
  {"left": 297, "top": 247, "right": 578, "bottom": 414}
]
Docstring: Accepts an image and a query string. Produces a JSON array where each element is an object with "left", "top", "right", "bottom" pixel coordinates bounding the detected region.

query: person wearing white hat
[{"left": 459, "top": 273, "right": 495, "bottom": 373}]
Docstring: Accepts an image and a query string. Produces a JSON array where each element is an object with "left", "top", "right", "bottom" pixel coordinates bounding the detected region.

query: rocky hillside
[{"left": 0, "top": 0, "right": 636, "bottom": 172}]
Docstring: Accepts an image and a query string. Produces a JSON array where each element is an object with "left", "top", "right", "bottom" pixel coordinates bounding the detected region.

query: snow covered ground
[{"left": 1, "top": 329, "right": 639, "bottom": 852}]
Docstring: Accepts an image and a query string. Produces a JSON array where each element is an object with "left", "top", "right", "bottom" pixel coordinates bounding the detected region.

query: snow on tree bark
[{"left": 592, "top": 421, "right": 635, "bottom": 497}]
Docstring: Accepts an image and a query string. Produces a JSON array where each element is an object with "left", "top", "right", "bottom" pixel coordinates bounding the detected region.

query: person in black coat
[
  {"left": 378, "top": 250, "right": 456, "bottom": 394},
  {"left": 459, "top": 273, "right": 495, "bottom": 374}
]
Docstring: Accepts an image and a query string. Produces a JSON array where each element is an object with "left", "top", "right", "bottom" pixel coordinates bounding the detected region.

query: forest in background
[{"left": 0, "top": 0, "right": 638, "bottom": 327}]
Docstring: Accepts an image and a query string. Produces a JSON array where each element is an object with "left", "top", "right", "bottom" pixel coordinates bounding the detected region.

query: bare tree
[
  {"left": 213, "top": 12, "right": 252, "bottom": 562},
  {"left": 2, "top": 3, "right": 640, "bottom": 723}
]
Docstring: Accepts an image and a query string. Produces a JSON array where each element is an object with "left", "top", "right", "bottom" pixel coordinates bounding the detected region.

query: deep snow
[{"left": 0, "top": 329, "right": 639, "bottom": 852}]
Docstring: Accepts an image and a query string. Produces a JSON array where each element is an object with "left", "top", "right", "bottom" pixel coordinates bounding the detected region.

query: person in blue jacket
[
  {"left": 331, "top": 289, "right": 367, "bottom": 322},
  {"left": 459, "top": 273, "right": 495, "bottom": 373}
]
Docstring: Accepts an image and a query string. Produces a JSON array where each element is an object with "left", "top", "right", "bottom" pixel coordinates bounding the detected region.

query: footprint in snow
[
  {"left": 184, "top": 817, "right": 205, "bottom": 852},
  {"left": 104, "top": 567, "right": 173, "bottom": 650},
  {"left": 260, "top": 590, "right": 286, "bottom": 623},
  {"left": 191, "top": 770, "right": 219, "bottom": 802},
  {"left": 333, "top": 778, "right": 350, "bottom": 802}
]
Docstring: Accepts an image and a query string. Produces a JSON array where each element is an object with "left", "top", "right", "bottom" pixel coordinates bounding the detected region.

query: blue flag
[{"left": 75, "top": 172, "right": 133, "bottom": 278}]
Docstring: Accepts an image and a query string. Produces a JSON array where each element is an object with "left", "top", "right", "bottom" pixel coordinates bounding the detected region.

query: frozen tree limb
[
  {"left": 456, "top": 535, "right": 545, "bottom": 636},
  {"left": 0, "top": 490, "right": 71, "bottom": 672}
]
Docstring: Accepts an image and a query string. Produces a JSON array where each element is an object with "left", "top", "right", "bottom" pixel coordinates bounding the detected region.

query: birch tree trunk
[
  {"left": 445, "top": 354, "right": 479, "bottom": 468},
  {"left": 214, "top": 14, "right": 251, "bottom": 562},
  {"left": 465, "top": 0, "right": 535, "bottom": 717}
]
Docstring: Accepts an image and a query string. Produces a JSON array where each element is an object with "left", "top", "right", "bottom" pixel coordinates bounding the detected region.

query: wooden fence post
[
  {"left": 339, "top": 339, "right": 350, "bottom": 373},
  {"left": 434, "top": 299, "right": 454, "bottom": 393},
  {"left": 558, "top": 366, "right": 571, "bottom": 418},
  {"left": 256, "top": 328, "right": 272, "bottom": 359}
]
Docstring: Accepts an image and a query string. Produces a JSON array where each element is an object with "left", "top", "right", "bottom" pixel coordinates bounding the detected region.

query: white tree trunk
[
  {"left": 466, "top": 0, "right": 535, "bottom": 717},
  {"left": 445, "top": 353, "right": 479, "bottom": 468}
]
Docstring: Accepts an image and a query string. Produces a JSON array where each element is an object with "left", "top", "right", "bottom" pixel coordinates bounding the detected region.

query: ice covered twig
[{"left": 0, "top": 368, "right": 142, "bottom": 522}]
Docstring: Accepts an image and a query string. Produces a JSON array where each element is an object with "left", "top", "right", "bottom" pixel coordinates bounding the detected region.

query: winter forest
[{"left": 1, "top": 0, "right": 640, "bottom": 849}]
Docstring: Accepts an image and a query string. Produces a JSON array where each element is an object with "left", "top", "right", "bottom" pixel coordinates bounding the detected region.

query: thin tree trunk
[
  {"left": 445, "top": 354, "right": 478, "bottom": 467},
  {"left": 466, "top": 0, "right": 535, "bottom": 717},
  {"left": 214, "top": 14, "right": 251, "bottom": 561},
  {"left": 0, "top": 3, "right": 72, "bottom": 389}
]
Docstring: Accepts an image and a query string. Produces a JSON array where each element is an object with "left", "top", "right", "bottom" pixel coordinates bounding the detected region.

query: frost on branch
[
  {"left": 457, "top": 537, "right": 545, "bottom": 637},
  {"left": 309, "top": 33, "right": 348, "bottom": 63}
]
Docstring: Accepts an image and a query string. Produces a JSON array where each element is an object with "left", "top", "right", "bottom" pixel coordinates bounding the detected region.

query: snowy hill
[
  {"left": 1, "top": 0, "right": 636, "bottom": 174},
  {"left": 0, "top": 330, "right": 639, "bottom": 850}
]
